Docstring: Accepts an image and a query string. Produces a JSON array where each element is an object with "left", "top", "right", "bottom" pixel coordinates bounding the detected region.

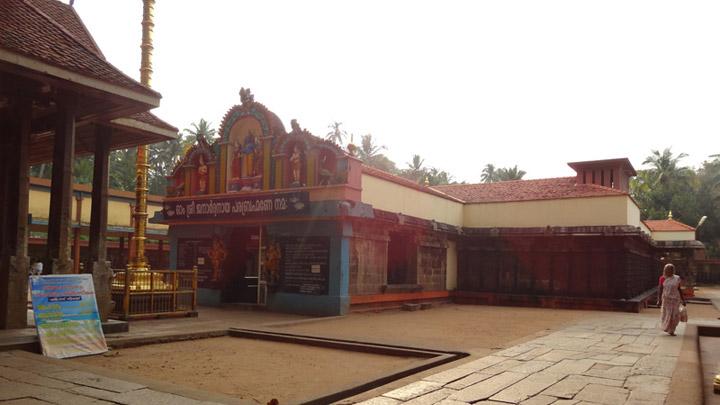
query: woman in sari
[{"left": 657, "top": 263, "right": 686, "bottom": 336}]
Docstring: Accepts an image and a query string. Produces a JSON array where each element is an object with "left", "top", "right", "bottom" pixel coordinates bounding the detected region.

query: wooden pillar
[
  {"left": 0, "top": 97, "right": 31, "bottom": 329},
  {"left": 88, "top": 125, "right": 111, "bottom": 266},
  {"left": 158, "top": 239, "right": 164, "bottom": 268},
  {"left": 72, "top": 193, "right": 83, "bottom": 274},
  {"left": 119, "top": 236, "right": 125, "bottom": 263},
  {"left": 46, "top": 96, "right": 76, "bottom": 274},
  {"left": 87, "top": 125, "right": 113, "bottom": 320}
]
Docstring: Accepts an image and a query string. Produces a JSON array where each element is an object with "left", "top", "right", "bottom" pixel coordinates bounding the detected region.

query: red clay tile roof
[
  {"left": 432, "top": 177, "right": 628, "bottom": 203},
  {"left": 128, "top": 111, "right": 178, "bottom": 133},
  {"left": 360, "top": 165, "right": 464, "bottom": 202},
  {"left": 0, "top": 0, "right": 159, "bottom": 98},
  {"left": 26, "top": 0, "right": 104, "bottom": 57},
  {"left": 643, "top": 219, "right": 695, "bottom": 232}
]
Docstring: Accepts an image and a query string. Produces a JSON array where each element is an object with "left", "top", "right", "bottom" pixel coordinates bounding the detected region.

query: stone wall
[
  {"left": 416, "top": 233, "right": 447, "bottom": 291},
  {"left": 458, "top": 232, "right": 656, "bottom": 300},
  {"left": 349, "top": 223, "right": 388, "bottom": 295}
]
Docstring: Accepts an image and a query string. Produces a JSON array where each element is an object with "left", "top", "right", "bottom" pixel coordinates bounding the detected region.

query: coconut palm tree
[
  {"left": 405, "top": 154, "right": 425, "bottom": 182},
  {"left": 183, "top": 119, "right": 216, "bottom": 142},
  {"left": 481, "top": 164, "right": 497, "bottom": 183},
  {"left": 496, "top": 165, "right": 526, "bottom": 181},
  {"left": 325, "top": 122, "right": 347, "bottom": 146},
  {"left": 642, "top": 148, "right": 689, "bottom": 186},
  {"left": 357, "top": 134, "right": 385, "bottom": 162},
  {"left": 426, "top": 167, "right": 454, "bottom": 186}
]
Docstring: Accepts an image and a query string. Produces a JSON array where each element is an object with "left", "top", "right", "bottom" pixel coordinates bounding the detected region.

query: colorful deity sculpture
[
  {"left": 209, "top": 236, "right": 227, "bottom": 282},
  {"left": 197, "top": 154, "right": 208, "bottom": 194},
  {"left": 290, "top": 145, "right": 303, "bottom": 186}
]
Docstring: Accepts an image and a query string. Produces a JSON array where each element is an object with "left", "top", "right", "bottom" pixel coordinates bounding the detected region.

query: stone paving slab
[
  {"left": 518, "top": 394, "right": 557, "bottom": 405},
  {"left": 45, "top": 369, "right": 147, "bottom": 393},
  {"left": 540, "top": 375, "right": 623, "bottom": 399},
  {"left": 574, "top": 383, "right": 630, "bottom": 404},
  {"left": 444, "top": 373, "right": 494, "bottom": 390},
  {"left": 383, "top": 381, "right": 443, "bottom": 401},
  {"left": 489, "top": 372, "right": 563, "bottom": 403},
  {"left": 361, "top": 314, "right": 687, "bottom": 405},
  {"left": 448, "top": 371, "right": 527, "bottom": 402},
  {"left": 403, "top": 388, "right": 455, "bottom": 405}
]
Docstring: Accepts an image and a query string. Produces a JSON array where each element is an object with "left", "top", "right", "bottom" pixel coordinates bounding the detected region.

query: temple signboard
[
  {"left": 279, "top": 236, "right": 330, "bottom": 295},
  {"left": 163, "top": 192, "right": 309, "bottom": 221}
]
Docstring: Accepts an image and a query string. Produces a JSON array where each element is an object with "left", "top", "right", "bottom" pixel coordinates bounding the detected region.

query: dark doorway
[
  {"left": 387, "top": 231, "right": 415, "bottom": 285},
  {"left": 222, "top": 227, "right": 260, "bottom": 303}
]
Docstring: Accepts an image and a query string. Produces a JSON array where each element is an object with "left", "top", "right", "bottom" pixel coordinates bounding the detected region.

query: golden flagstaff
[{"left": 130, "top": 0, "right": 155, "bottom": 271}]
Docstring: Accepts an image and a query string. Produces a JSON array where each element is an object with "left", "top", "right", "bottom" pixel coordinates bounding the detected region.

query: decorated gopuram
[
  {"left": 159, "top": 90, "right": 704, "bottom": 316},
  {"left": 158, "top": 89, "right": 367, "bottom": 315}
]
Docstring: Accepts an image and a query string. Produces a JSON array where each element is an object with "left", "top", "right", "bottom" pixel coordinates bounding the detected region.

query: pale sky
[{"left": 73, "top": 1, "right": 720, "bottom": 183}]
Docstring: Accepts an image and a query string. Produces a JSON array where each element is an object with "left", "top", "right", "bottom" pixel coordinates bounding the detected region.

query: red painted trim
[{"left": 350, "top": 290, "right": 450, "bottom": 305}]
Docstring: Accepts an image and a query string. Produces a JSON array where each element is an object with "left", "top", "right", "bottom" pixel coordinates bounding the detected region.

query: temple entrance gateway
[{"left": 222, "top": 227, "right": 263, "bottom": 304}]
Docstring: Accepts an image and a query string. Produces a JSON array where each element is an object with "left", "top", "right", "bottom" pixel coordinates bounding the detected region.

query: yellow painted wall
[
  {"left": 29, "top": 189, "right": 166, "bottom": 231},
  {"left": 445, "top": 240, "right": 457, "bottom": 290},
  {"left": 651, "top": 231, "right": 696, "bottom": 241},
  {"left": 462, "top": 195, "right": 631, "bottom": 228},
  {"left": 361, "top": 174, "right": 464, "bottom": 226}
]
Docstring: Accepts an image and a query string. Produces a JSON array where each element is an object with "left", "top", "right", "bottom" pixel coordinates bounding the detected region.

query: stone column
[
  {"left": 46, "top": 95, "right": 77, "bottom": 274},
  {"left": 87, "top": 125, "right": 114, "bottom": 320},
  {"left": 0, "top": 97, "right": 32, "bottom": 329}
]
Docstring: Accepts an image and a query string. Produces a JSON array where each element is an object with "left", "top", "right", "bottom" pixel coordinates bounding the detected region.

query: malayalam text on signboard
[
  {"left": 30, "top": 274, "right": 108, "bottom": 359},
  {"left": 163, "top": 192, "right": 309, "bottom": 221},
  {"left": 280, "top": 236, "right": 330, "bottom": 295}
]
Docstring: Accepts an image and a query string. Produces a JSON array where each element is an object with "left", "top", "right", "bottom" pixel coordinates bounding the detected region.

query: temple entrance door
[{"left": 222, "top": 227, "right": 262, "bottom": 304}]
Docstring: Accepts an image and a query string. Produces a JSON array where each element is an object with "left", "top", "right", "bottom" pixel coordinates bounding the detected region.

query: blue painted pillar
[{"left": 327, "top": 221, "right": 351, "bottom": 314}]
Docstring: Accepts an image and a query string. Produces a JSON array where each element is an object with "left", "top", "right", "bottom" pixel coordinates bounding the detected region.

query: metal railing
[{"left": 110, "top": 267, "right": 197, "bottom": 320}]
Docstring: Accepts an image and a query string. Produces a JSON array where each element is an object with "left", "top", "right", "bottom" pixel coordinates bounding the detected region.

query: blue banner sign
[{"left": 30, "top": 274, "right": 107, "bottom": 359}]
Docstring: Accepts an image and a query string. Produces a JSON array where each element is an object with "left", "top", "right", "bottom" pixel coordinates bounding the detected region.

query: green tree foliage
[
  {"left": 631, "top": 148, "right": 720, "bottom": 257},
  {"left": 480, "top": 164, "right": 526, "bottom": 182},
  {"left": 109, "top": 147, "right": 137, "bottom": 192},
  {"left": 184, "top": 118, "right": 216, "bottom": 142},
  {"left": 29, "top": 163, "right": 51, "bottom": 179},
  {"left": 29, "top": 156, "right": 95, "bottom": 184},
  {"left": 481, "top": 164, "right": 497, "bottom": 183},
  {"left": 404, "top": 154, "right": 425, "bottom": 183},
  {"left": 325, "top": 121, "right": 347, "bottom": 146},
  {"left": 397, "top": 154, "right": 454, "bottom": 185},
  {"left": 356, "top": 134, "right": 397, "bottom": 173},
  {"left": 73, "top": 156, "right": 94, "bottom": 184},
  {"left": 425, "top": 167, "right": 454, "bottom": 186},
  {"left": 496, "top": 165, "right": 527, "bottom": 181}
]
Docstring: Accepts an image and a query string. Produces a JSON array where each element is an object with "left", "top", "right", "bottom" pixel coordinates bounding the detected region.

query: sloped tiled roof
[
  {"left": 432, "top": 177, "right": 628, "bottom": 203},
  {"left": 0, "top": 0, "right": 159, "bottom": 98},
  {"left": 361, "top": 165, "right": 463, "bottom": 202},
  {"left": 128, "top": 111, "right": 178, "bottom": 133},
  {"left": 643, "top": 219, "right": 695, "bottom": 232}
]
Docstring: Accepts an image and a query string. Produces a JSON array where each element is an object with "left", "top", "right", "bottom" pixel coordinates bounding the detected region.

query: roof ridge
[
  {"left": 22, "top": 0, "right": 106, "bottom": 61},
  {"left": 19, "top": 0, "right": 160, "bottom": 98},
  {"left": 361, "top": 165, "right": 465, "bottom": 203},
  {"left": 434, "top": 176, "right": 576, "bottom": 189}
]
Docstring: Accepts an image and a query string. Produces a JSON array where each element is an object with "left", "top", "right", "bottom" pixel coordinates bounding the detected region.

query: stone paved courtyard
[{"left": 357, "top": 317, "right": 687, "bottom": 405}]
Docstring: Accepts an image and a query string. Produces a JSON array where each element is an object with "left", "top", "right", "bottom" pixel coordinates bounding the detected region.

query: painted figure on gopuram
[{"left": 165, "top": 88, "right": 359, "bottom": 197}]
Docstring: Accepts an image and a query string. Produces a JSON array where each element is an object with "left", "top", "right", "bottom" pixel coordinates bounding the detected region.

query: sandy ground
[
  {"left": 74, "top": 305, "right": 592, "bottom": 404},
  {"left": 74, "top": 336, "right": 426, "bottom": 404},
  {"left": 268, "top": 304, "right": 592, "bottom": 356},
  {"left": 69, "top": 287, "right": 720, "bottom": 405}
]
